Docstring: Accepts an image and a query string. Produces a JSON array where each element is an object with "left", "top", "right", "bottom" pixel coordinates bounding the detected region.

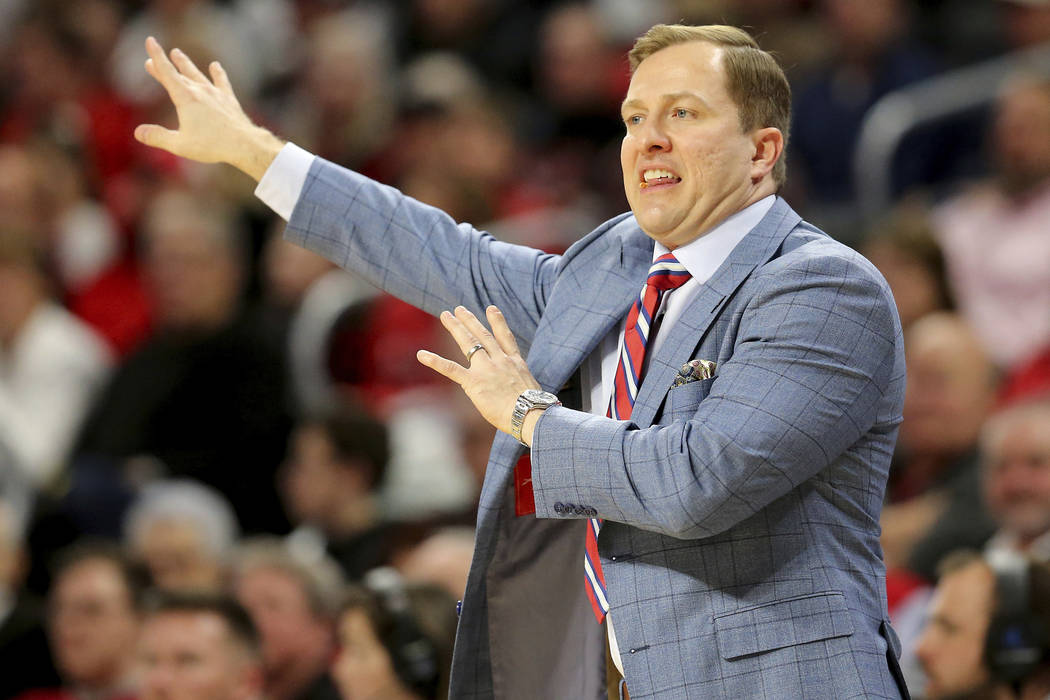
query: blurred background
[{"left": 2, "top": 0, "right": 1050, "bottom": 698}]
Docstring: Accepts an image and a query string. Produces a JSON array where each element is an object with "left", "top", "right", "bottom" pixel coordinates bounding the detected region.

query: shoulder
[
  {"left": 757, "top": 219, "right": 892, "bottom": 297},
  {"left": 557, "top": 211, "right": 639, "bottom": 269}
]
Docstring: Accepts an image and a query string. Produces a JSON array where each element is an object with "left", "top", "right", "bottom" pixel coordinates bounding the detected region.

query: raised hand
[
  {"left": 133, "top": 36, "right": 283, "bottom": 181},
  {"left": 417, "top": 306, "right": 544, "bottom": 444}
]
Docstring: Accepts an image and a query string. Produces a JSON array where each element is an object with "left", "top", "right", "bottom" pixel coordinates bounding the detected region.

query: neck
[
  {"left": 328, "top": 495, "right": 378, "bottom": 538},
  {"left": 266, "top": 642, "right": 331, "bottom": 700}
]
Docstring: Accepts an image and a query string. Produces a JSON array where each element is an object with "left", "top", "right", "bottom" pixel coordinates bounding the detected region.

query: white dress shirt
[{"left": 255, "top": 142, "right": 775, "bottom": 674}]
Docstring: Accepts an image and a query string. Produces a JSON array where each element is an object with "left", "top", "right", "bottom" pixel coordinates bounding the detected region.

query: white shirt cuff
[{"left": 253, "top": 142, "right": 315, "bottom": 221}]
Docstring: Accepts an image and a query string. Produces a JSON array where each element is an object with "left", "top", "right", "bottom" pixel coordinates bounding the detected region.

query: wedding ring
[{"left": 465, "top": 343, "right": 486, "bottom": 363}]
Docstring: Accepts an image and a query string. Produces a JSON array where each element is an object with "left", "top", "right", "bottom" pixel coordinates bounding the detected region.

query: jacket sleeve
[
  {"left": 283, "top": 157, "right": 560, "bottom": 348},
  {"left": 528, "top": 250, "right": 903, "bottom": 539}
]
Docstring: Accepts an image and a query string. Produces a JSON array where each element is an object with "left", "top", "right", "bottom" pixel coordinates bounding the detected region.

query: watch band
[{"left": 511, "top": 390, "right": 560, "bottom": 446}]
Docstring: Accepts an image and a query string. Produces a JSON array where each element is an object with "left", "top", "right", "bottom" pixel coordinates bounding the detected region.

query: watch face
[{"left": 523, "top": 389, "right": 558, "bottom": 405}]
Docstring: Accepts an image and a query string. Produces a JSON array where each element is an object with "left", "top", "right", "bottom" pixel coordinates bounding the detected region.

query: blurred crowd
[{"left": 2, "top": 0, "right": 1050, "bottom": 698}]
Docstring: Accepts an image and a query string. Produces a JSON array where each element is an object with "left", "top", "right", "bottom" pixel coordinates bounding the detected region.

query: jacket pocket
[
  {"left": 713, "top": 591, "right": 855, "bottom": 660},
  {"left": 667, "top": 377, "right": 714, "bottom": 419}
]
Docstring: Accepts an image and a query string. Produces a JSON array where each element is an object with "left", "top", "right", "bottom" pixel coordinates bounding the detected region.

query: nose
[{"left": 640, "top": 118, "right": 671, "bottom": 152}]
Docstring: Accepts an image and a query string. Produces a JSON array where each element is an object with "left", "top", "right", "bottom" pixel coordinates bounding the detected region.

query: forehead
[
  {"left": 625, "top": 41, "right": 728, "bottom": 103},
  {"left": 144, "top": 611, "right": 231, "bottom": 650}
]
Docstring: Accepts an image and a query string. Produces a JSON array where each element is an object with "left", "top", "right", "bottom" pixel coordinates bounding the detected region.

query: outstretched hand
[
  {"left": 417, "top": 306, "right": 544, "bottom": 444},
  {"left": 133, "top": 36, "right": 283, "bottom": 181}
]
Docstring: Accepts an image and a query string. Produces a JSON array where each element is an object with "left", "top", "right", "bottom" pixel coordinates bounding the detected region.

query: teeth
[{"left": 643, "top": 169, "right": 677, "bottom": 182}]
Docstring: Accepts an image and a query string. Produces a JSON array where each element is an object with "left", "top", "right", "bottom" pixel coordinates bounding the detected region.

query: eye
[
  {"left": 624, "top": 114, "right": 643, "bottom": 127},
  {"left": 672, "top": 108, "right": 693, "bottom": 119}
]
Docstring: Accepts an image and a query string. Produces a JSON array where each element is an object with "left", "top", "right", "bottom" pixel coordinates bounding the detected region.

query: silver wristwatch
[{"left": 510, "top": 389, "right": 561, "bottom": 446}]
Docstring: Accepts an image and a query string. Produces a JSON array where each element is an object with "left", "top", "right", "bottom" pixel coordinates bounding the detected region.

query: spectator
[
  {"left": 232, "top": 537, "right": 343, "bottom": 700},
  {"left": 934, "top": 75, "right": 1050, "bottom": 370},
  {"left": 331, "top": 572, "right": 457, "bottom": 700},
  {"left": 74, "top": 185, "right": 292, "bottom": 534},
  {"left": 137, "top": 591, "right": 265, "bottom": 700},
  {"left": 260, "top": 226, "right": 375, "bottom": 414},
  {"left": 281, "top": 406, "right": 394, "bottom": 581},
  {"left": 0, "top": 494, "right": 60, "bottom": 699},
  {"left": 396, "top": 527, "right": 475, "bottom": 601},
  {"left": 860, "top": 201, "right": 954, "bottom": 330},
  {"left": 792, "top": 0, "right": 942, "bottom": 231},
  {"left": 881, "top": 313, "right": 999, "bottom": 580},
  {"left": 18, "top": 541, "right": 143, "bottom": 700},
  {"left": 916, "top": 550, "right": 1050, "bottom": 699},
  {"left": 0, "top": 225, "right": 112, "bottom": 491},
  {"left": 123, "top": 479, "right": 238, "bottom": 592},
  {"left": 983, "top": 399, "right": 1050, "bottom": 560}
]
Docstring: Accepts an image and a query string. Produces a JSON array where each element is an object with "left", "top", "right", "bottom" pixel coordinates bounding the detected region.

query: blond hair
[{"left": 628, "top": 25, "right": 791, "bottom": 186}]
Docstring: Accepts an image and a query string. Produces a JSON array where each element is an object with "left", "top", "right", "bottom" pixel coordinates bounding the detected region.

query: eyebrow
[{"left": 621, "top": 90, "right": 711, "bottom": 113}]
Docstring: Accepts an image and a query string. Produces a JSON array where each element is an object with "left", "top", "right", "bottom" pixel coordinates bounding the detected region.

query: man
[
  {"left": 19, "top": 542, "right": 141, "bottom": 700},
  {"left": 982, "top": 399, "right": 1050, "bottom": 560},
  {"left": 73, "top": 185, "right": 291, "bottom": 534},
  {"left": 281, "top": 406, "right": 393, "bottom": 581},
  {"left": 0, "top": 221, "right": 112, "bottom": 491},
  {"left": 916, "top": 551, "right": 1050, "bottom": 699},
  {"left": 0, "top": 494, "right": 60, "bottom": 699},
  {"left": 231, "top": 538, "right": 343, "bottom": 700},
  {"left": 933, "top": 75, "right": 1050, "bottom": 370},
  {"left": 881, "top": 313, "right": 999, "bottom": 580},
  {"left": 137, "top": 592, "right": 265, "bottom": 700},
  {"left": 136, "top": 23, "right": 907, "bottom": 698},
  {"left": 123, "top": 479, "right": 240, "bottom": 592}
]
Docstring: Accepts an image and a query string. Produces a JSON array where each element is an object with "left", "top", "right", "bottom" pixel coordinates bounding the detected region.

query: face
[
  {"left": 234, "top": 567, "right": 328, "bottom": 670},
  {"left": 916, "top": 561, "right": 995, "bottom": 699},
  {"left": 49, "top": 558, "right": 140, "bottom": 687},
  {"left": 331, "top": 608, "right": 407, "bottom": 700},
  {"left": 992, "top": 82, "right": 1050, "bottom": 194},
  {"left": 620, "top": 41, "right": 776, "bottom": 250},
  {"left": 139, "top": 611, "right": 260, "bottom": 700},
  {"left": 144, "top": 214, "right": 239, "bottom": 330},
  {"left": 135, "top": 518, "right": 223, "bottom": 592},
  {"left": 900, "top": 316, "right": 995, "bottom": 456},
  {"left": 984, "top": 410, "right": 1050, "bottom": 541},
  {"left": 283, "top": 425, "right": 344, "bottom": 525}
]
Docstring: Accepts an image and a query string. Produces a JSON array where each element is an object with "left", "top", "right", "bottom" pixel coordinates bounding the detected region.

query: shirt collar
[{"left": 653, "top": 195, "right": 776, "bottom": 286}]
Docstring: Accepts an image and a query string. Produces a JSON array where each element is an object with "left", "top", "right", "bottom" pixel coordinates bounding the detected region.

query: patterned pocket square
[{"left": 671, "top": 359, "right": 717, "bottom": 388}]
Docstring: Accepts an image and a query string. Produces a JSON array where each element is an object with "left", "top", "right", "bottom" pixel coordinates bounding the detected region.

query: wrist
[
  {"left": 520, "top": 407, "right": 543, "bottom": 447},
  {"left": 510, "top": 389, "right": 559, "bottom": 446},
  {"left": 234, "top": 126, "right": 285, "bottom": 181}
]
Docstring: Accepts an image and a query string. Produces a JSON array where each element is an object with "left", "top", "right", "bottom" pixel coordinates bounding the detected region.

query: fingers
[
  {"left": 453, "top": 306, "right": 500, "bottom": 356},
  {"left": 486, "top": 306, "right": 522, "bottom": 357},
  {"left": 209, "top": 61, "right": 235, "bottom": 97},
  {"left": 133, "top": 123, "right": 179, "bottom": 152},
  {"left": 440, "top": 307, "right": 489, "bottom": 360},
  {"left": 416, "top": 350, "right": 468, "bottom": 384},
  {"left": 144, "top": 36, "right": 186, "bottom": 96},
  {"left": 169, "top": 47, "right": 210, "bottom": 85}
]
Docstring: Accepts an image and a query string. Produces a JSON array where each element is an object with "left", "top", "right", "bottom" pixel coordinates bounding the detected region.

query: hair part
[{"left": 627, "top": 24, "right": 792, "bottom": 186}]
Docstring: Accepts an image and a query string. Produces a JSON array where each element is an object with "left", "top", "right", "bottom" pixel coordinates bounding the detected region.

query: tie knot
[{"left": 646, "top": 253, "right": 691, "bottom": 291}]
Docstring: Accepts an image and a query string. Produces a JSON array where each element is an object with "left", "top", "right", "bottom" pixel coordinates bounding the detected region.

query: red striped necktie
[{"left": 585, "top": 252, "right": 692, "bottom": 623}]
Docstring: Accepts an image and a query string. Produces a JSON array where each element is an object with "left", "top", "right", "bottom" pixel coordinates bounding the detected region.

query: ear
[{"left": 749, "top": 127, "right": 784, "bottom": 183}]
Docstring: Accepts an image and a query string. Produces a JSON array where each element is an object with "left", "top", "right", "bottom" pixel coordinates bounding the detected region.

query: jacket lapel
[
  {"left": 628, "top": 198, "right": 802, "bottom": 428},
  {"left": 527, "top": 223, "right": 653, "bottom": 392}
]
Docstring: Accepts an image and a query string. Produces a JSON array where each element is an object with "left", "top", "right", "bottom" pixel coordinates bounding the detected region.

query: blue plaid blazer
[{"left": 285, "top": 159, "right": 909, "bottom": 700}]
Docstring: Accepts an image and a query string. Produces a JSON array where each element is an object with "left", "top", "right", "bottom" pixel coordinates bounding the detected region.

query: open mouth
[{"left": 640, "top": 168, "right": 682, "bottom": 189}]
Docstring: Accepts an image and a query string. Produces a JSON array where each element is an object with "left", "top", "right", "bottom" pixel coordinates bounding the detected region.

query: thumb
[{"left": 134, "top": 124, "right": 180, "bottom": 153}]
